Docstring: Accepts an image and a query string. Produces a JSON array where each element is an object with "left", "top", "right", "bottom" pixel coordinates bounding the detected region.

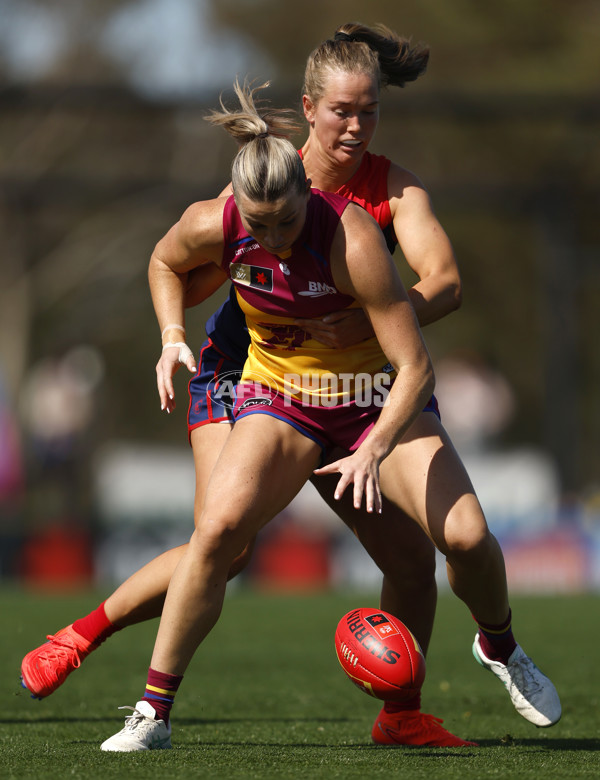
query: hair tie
[
  {"left": 256, "top": 131, "right": 269, "bottom": 139},
  {"left": 333, "top": 31, "right": 355, "bottom": 43}
]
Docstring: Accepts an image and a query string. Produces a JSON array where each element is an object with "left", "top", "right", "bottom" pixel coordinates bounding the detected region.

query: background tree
[{"left": 0, "top": 0, "right": 598, "bottom": 501}]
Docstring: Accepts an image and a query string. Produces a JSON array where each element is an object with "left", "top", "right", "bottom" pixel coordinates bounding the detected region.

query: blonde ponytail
[{"left": 206, "top": 79, "right": 306, "bottom": 201}]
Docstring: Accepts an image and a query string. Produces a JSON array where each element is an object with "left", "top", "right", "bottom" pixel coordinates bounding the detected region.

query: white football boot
[
  {"left": 472, "top": 633, "right": 561, "bottom": 727},
  {"left": 101, "top": 701, "right": 172, "bottom": 751}
]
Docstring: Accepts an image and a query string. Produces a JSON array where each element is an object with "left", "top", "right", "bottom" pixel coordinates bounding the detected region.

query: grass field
[{"left": 2, "top": 587, "right": 599, "bottom": 779}]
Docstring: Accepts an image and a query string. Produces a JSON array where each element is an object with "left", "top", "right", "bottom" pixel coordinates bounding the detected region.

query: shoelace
[
  {"left": 415, "top": 713, "right": 444, "bottom": 730},
  {"left": 384, "top": 711, "right": 444, "bottom": 730},
  {"left": 35, "top": 634, "right": 83, "bottom": 673},
  {"left": 418, "top": 714, "right": 478, "bottom": 746},
  {"left": 117, "top": 706, "right": 155, "bottom": 734},
  {"left": 377, "top": 710, "right": 477, "bottom": 747},
  {"left": 507, "top": 655, "right": 543, "bottom": 694}
]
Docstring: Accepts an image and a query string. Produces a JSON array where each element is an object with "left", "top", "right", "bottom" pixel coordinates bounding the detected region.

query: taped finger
[{"left": 162, "top": 341, "right": 193, "bottom": 365}]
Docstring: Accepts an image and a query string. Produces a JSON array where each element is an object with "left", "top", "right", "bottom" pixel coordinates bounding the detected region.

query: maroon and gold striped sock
[
  {"left": 141, "top": 667, "right": 183, "bottom": 725},
  {"left": 474, "top": 609, "right": 517, "bottom": 665}
]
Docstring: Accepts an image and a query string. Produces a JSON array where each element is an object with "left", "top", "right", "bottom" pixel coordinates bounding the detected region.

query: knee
[
  {"left": 190, "top": 512, "right": 248, "bottom": 565},
  {"left": 443, "top": 519, "right": 494, "bottom": 562}
]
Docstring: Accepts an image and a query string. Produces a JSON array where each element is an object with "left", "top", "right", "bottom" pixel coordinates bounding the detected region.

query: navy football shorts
[{"left": 188, "top": 338, "right": 243, "bottom": 437}]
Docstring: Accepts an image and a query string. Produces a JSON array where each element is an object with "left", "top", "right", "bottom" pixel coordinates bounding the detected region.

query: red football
[{"left": 335, "top": 608, "right": 426, "bottom": 701}]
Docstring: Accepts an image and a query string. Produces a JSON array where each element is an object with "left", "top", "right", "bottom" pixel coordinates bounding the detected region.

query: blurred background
[{"left": 1, "top": 0, "right": 598, "bottom": 594}]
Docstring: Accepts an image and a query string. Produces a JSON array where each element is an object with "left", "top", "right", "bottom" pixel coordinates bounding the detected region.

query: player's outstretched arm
[
  {"left": 149, "top": 198, "right": 226, "bottom": 411},
  {"left": 315, "top": 204, "right": 434, "bottom": 512},
  {"left": 388, "top": 164, "right": 461, "bottom": 326}
]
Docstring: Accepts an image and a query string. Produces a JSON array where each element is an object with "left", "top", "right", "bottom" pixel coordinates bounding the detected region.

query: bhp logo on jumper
[{"left": 298, "top": 281, "right": 337, "bottom": 297}]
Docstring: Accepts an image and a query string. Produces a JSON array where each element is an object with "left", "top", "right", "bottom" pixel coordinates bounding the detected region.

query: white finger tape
[{"left": 162, "top": 341, "right": 193, "bottom": 365}]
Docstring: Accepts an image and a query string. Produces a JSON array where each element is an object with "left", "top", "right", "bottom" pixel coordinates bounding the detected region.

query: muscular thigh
[
  {"left": 191, "top": 422, "right": 232, "bottom": 521},
  {"left": 378, "top": 412, "right": 485, "bottom": 551},
  {"left": 201, "top": 413, "right": 322, "bottom": 538},
  {"left": 311, "top": 473, "right": 436, "bottom": 579}
]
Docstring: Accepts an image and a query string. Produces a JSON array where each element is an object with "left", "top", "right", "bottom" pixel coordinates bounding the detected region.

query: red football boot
[
  {"left": 21, "top": 625, "right": 97, "bottom": 699},
  {"left": 372, "top": 708, "right": 478, "bottom": 747}
]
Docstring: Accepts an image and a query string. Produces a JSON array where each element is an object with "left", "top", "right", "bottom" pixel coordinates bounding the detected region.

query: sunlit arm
[
  {"left": 294, "top": 167, "right": 462, "bottom": 347},
  {"left": 184, "top": 264, "right": 229, "bottom": 309},
  {"left": 388, "top": 164, "right": 462, "bottom": 327},
  {"left": 316, "top": 204, "right": 435, "bottom": 512},
  {"left": 338, "top": 205, "right": 435, "bottom": 460},
  {"left": 148, "top": 198, "right": 226, "bottom": 411},
  {"left": 149, "top": 198, "right": 226, "bottom": 330},
  {"left": 184, "top": 182, "right": 234, "bottom": 309}
]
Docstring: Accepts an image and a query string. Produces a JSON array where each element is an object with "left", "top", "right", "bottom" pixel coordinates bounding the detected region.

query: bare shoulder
[
  {"left": 387, "top": 161, "right": 426, "bottom": 194},
  {"left": 180, "top": 197, "right": 227, "bottom": 236},
  {"left": 337, "top": 201, "right": 387, "bottom": 253},
  {"left": 332, "top": 202, "right": 397, "bottom": 296},
  {"left": 174, "top": 197, "right": 228, "bottom": 255},
  {"left": 339, "top": 199, "right": 381, "bottom": 232},
  {"left": 154, "top": 197, "right": 227, "bottom": 271},
  {"left": 217, "top": 182, "right": 234, "bottom": 197},
  {"left": 387, "top": 162, "right": 433, "bottom": 215}
]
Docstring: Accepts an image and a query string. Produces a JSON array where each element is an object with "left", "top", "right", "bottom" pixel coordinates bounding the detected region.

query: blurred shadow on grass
[
  {"left": 6, "top": 714, "right": 599, "bottom": 753},
  {"left": 1, "top": 714, "right": 355, "bottom": 725}
]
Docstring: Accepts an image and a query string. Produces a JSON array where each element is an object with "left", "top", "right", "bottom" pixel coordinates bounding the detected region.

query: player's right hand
[{"left": 156, "top": 342, "right": 196, "bottom": 413}]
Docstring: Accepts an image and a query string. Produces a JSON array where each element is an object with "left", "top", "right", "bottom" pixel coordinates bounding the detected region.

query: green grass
[{"left": 1, "top": 587, "right": 599, "bottom": 779}]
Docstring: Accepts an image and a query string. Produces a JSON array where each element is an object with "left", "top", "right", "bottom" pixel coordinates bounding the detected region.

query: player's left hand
[
  {"left": 294, "top": 308, "right": 373, "bottom": 349},
  {"left": 314, "top": 449, "right": 382, "bottom": 514}
]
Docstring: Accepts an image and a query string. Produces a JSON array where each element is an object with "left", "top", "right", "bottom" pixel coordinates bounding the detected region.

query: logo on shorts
[
  {"left": 205, "top": 371, "right": 279, "bottom": 411},
  {"left": 239, "top": 397, "right": 273, "bottom": 410},
  {"left": 206, "top": 370, "right": 239, "bottom": 411}
]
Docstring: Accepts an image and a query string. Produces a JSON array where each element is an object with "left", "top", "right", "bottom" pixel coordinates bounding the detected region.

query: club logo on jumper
[
  {"left": 364, "top": 612, "right": 400, "bottom": 640},
  {"left": 258, "top": 323, "right": 310, "bottom": 352},
  {"left": 298, "top": 281, "right": 337, "bottom": 297},
  {"left": 231, "top": 262, "right": 273, "bottom": 292}
]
